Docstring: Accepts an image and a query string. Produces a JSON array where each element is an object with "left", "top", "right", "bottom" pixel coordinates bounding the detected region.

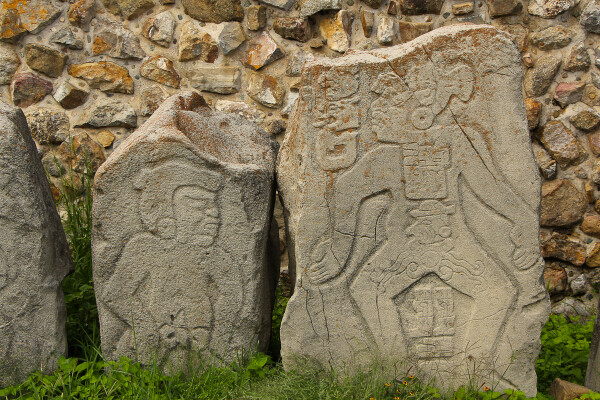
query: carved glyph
[
  {"left": 277, "top": 25, "right": 549, "bottom": 397},
  {"left": 92, "top": 92, "right": 278, "bottom": 373}
]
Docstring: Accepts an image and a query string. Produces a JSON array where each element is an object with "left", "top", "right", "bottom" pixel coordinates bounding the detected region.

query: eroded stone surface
[
  {"left": 488, "top": 0, "right": 522, "bottom": 17},
  {"left": 215, "top": 99, "right": 265, "bottom": 122},
  {"left": 50, "top": 26, "right": 84, "bottom": 50},
  {"left": 140, "top": 55, "right": 181, "bottom": 88},
  {"left": 377, "top": 16, "right": 395, "bottom": 45},
  {"left": 181, "top": 0, "right": 244, "bottom": 23},
  {"left": 214, "top": 22, "right": 246, "bottom": 55},
  {"left": 0, "top": 100, "right": 72, "bottom": 386},
  {"left": 587, "top": 298, "right": 600, "bottom": 391},
  {"left": 242, "top": 32, "right": 285, "bottom": 70},
  {"left": 247, "top": 5, "right": 267, "bottom": 30},
  {"left": 277, "top": 25, "right": 549, "bottom": 396},
  {"left": 0, "top": 43, "right": 20, "bottom": 85},
  {"left": 398, "top": 21, "right": 432, "bottom": 43},
  {"left": 274, "top": 17, "right": 311, "bottom": 43},
  {"left": 571, "top": 109, "right": 600, "bottom": 131},
  {"left": 299, "top": 0, "right": 341, "bottom": 17},
  {"left": 564, "top": 44, "right": 591, "bottom": 72},
  {"left": 24, "top": 43, "right": 67, "bottom": 78},
  {"left": 92, "top": 21, "right": 145, "bottom": 59},
  {"left": 92, "top": 91, "right": 278, "bottom": 373},
  {"left": 318, "top": 10, "right": 352, "bottom": 53},
  {"left": 541, "top": 232, "right": 586, "bottom": 266},
  {"left": 537, "top": 121, "right": 587, "bottom": 168},
  {"left": 247, "top": 72, "right": 284, "bottom": 108},
  {"left": 11, "top": 73, "right": 53, "bottom": 108},
  {"left": 533, "top": 141, "right": 557, "bottom": 180},
  {"left": 74, "top": 98, "right": 137, "bottom": 128},
  {"left": 528, "top": 0, "right": 574, "bottom": 17},
  {"left": 178, "top": 22, "right": 219, "bottom": 62},
  {"left": 102, "top": 0, "right": 155, "bottom": 20},
  {"left": 139, "top": 86, "right": 166, "bottom": 117},
  {"left": 142, "top": 11, "right": 176, "bottom": 48},
  {"left": 0, "top": 0, "right": 62, "bottom": 42},
  {"left": 581, "top": 1, "right": 600, "bottom": 34},
  {"left": 524, "top": 55, "right": 561, "bottom": 97},
  {"left": 67, "top": 0, "right": 96, "bottom": 31},
  {"left": 541, "top": 179, "right": 587, "bottom": 227},
  {"left": 530, "top": 26, "right": 572, "bottom": 50},
  {"left": 25, "top": 108, "right": 70, "bottom": 144},
  {"left": 53, "top": 79, "right": 90, "bottom": 109},
  {"left": 68, "top": 61, "right": 134, "bottom": 94},
  {"left": 401, "top": 0, "right": 443, "bottom": 14},
  {"left": 188, "top": 66, "right": 241, "bottom": 94},
  {"left": 525, "top": 98, "right": 542, "bottom": 130}
]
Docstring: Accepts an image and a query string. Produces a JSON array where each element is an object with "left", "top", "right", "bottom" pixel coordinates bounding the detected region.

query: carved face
[{"left": 173, "top": 186, "right": 219, "bottom": 247}]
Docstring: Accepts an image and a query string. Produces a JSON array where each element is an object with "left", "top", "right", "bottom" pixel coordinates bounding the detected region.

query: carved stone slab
[
  {"left": 0, "top": 100, "right": 72, "bottom": 385},
  {"left": 92, "top": 92, "right": 278, "bottom": 372},
  {"left": 586, "top": 297, "right": 600, "bottom": 391},
  {"left": 277, "top": 25, "right": 549, "bottom": 396}
]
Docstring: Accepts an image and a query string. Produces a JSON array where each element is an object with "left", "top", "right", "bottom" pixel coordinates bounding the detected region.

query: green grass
[
  {"left": 0, "top": 162, "right": 596, "bottom": 399},
  {"left": 58, "top": 164, "right": 100, "bottom": 359}
]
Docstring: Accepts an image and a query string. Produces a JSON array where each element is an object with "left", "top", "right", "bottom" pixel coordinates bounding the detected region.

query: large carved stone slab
[
  {"left": 277, "top": 24, "right": 549, "bottom": 396},
  {"left": 0, "top": 100, "right": 72, "bottom": 385},
  {"left": 92, "top": 92, "right": 278, "bottom": 372}
]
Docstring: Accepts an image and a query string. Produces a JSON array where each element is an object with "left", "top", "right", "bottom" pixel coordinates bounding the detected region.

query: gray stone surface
[
  {"left": 586, "top": 297, "right": 600, "bottom": 391},
  {"left": 261, "top": 0, "right": 295, "bottom": 10},
  {"left": 25, "top": 108, "right": 71, "bottom": 144},
  {"left": 524, "top": 55, "right": 561, "bottom": 97},
  {"left": 527, "top": 0, "right": 574, "bottom": 17},
  {"left": 277, "top": 24, "right": 549, "bottom": 396},
  {"left": 142, "top": 11, "right": 176, "bottom": 48},
  {"left": 92, "top": 21, "right": 145, "bottom": 59},
  {"left": 0, "top": 100, "right": 72, "bottom": 386},
  {"left": 49, "top": 26, "right": 84, "bottom": 50},
  {"left": 74, "top": 98, "right": 137, "bottom": 128},
  {"left": 299, "top": 0, "right": 341, "bottom": 16},
  {"left": 92, "top": 92, "right": 278, "bottom": 373},
  {"left": 0, "top": 43, "right": 20, "bottom": 85},
  {"left": 581, "top": 0, "right": 600, "bottom": 34},
  {"left": 188, "top": 66, "right": 241, "bottom": 94}
]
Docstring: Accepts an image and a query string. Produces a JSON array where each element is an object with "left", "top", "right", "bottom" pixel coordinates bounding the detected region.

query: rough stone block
[
  {"left": 92, "top": 92, "right": 278, "bottom": 373},
  {"left": 0, "top": 100, "right": 72, "bottom": 386},
  {"left": 277, "top": 24, "right": 549, "bottom": 396}
]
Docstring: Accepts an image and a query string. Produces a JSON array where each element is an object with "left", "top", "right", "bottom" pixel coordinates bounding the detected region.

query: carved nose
[{"left": 205, "top": 207, "right": 218, "bottom": 217}]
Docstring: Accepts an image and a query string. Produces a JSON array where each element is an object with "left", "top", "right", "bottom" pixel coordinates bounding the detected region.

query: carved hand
[{"left": 510, "top": 225, "right": 542, "bottom": 270}]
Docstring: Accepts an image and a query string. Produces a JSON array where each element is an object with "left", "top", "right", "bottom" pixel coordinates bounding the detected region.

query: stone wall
[{"left": 1, "top": 0, "right": 599, "bottom": 311}]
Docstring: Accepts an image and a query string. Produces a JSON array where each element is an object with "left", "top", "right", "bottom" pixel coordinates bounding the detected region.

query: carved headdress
[{"left": 133, "top": 161, "right": 221, "bottom": 234}]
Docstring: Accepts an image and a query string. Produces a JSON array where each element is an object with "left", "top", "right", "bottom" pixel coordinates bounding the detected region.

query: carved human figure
[
  {"left": 278, "top": 25, "right": 548, "bottom": 396},
  {"left": 101, "top": 161, "right": 243, "bottom": 370}
]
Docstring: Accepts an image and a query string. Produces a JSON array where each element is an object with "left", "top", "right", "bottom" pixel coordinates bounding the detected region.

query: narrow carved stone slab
[
  {"left": 92, "top": 92, "right": 278, "bottom": 372},
  {"left": 277, "top": 24, "right": 549, "bottom": 396},
  {"left": 0, "top": 100, "right": 72, "bottom": 386},
  {"left": 586, "top": 297, "right": 600, "bottom": 391}
]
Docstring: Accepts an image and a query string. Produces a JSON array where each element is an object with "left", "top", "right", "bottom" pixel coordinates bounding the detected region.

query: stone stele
[
  {"left": 586, "top": 296, "right": 600, "bottom": 391},
  {"left": 0, "top": 100, "right": 73, "bottom": 386},
  {"left": 92, "top": 92, "right": 278, "bottom": 373},
  {"left": 277, "top": 24, "right": 549, "bottom": 396}
]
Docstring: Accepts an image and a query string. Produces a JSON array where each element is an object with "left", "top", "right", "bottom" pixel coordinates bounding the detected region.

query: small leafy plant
[{"left": 535, "top": 313, "right": 596, "bottom": 394}]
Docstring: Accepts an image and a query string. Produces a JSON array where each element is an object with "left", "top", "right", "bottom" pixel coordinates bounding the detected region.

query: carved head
[
  {"left": 173, "top": 185, "right": 219, "bottom": 246},
  {"left": 134, "top": 161, "right": 221, "bottom": 246}
]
